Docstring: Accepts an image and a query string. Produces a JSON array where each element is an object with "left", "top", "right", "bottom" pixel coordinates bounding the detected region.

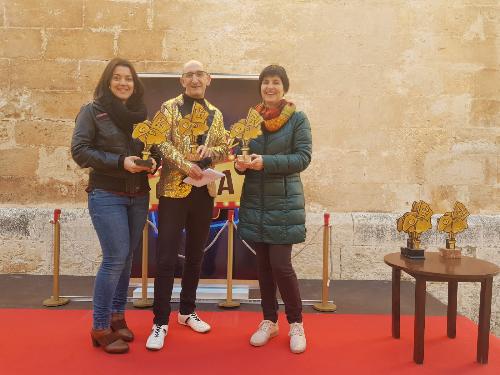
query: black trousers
[
  {"left": 251, "top": 242, "right": 303, "bottom": 324},
  {"left": 153, "top": 187, "right": 213, "bottom": 325}
]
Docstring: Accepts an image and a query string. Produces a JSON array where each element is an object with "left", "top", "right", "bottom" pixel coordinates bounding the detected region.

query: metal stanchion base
[
  {"left": 312, "top": 302, "right": 337, "bottom": 312},
  {"left": 218, "top": 300, "right": 241, "bottom": 309},
  {"left": 133, "top": 299, "right": 154, "bottom": 308},
  {"left": 43, "top": 296, "right": 70, "bottom": 307}
]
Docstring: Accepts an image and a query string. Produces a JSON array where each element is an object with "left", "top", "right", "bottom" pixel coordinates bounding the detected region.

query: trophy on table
[
  {"left": 228, "top": 107, "right": 263, "bottom": 163},
  {"left": 178, "top": 101, "right": 210, "bottom": 162},
  {"left": 397, "top": 200, "right": 433, "bottom": 259},
  {"left": 132, "top": 111, "right": 168, "bottom": 167},
  {"left": 437, "top": 201, "right": 469, "bottom": 259}
]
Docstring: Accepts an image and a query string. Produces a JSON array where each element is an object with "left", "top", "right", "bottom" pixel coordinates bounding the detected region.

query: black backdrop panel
[
  {"left": 131, "top": 211, "right": 258, "bottom": 279},
  {"left": 140, "top": 73, "right": 261, "bottom": 127}
]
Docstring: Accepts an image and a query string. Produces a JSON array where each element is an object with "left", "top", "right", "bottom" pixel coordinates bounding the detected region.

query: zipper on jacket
[
  {"left": 260, "top": 132, "right": 268, "bottom": 241},
  {"left": 126, "top": 131, "right": 137, "bottom": 193}
]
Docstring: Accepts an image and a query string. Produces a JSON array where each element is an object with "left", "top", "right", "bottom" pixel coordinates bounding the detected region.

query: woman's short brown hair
[
  {"left": 93, "top": 58, "right": 144, "bottom": 103},
  {"left": 258, "top": 64, "right": 290, "bottom": 93}
]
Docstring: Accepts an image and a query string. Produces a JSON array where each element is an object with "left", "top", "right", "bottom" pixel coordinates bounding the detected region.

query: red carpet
[{"left": 0, "top": 310, "right": 498, "bottom": 374}]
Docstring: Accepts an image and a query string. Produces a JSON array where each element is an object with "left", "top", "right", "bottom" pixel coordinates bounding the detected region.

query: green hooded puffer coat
[{"left": 237, "top": 110, "right": 312, "bottom": 244}]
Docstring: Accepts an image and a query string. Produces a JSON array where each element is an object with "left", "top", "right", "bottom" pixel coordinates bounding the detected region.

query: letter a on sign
[
  {"left": 217, "top": 170, "right": 234, "bottom": 195},
  {"left": 213, "top": 160, "right": 243, "bottom": 207}
]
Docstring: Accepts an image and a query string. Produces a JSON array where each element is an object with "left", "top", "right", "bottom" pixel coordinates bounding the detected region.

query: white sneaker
[
  {"left": 289, "top": 322, "right": 306, "bottom": 354},
  {"left": 250, "top": 320, "right": 279, "bottom": 347},
  {"left": 178, "top": 312, "right": 211, "bottom": 333},
  {"left": 146, "top": 324, "right": 168, "bottom": 350}
]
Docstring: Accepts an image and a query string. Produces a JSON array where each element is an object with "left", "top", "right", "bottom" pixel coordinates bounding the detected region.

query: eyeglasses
[{"left": 182, "top": 71, "right": 208, "bottom": 79}]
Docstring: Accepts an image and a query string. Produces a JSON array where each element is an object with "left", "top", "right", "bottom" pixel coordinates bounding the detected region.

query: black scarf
[{"left": 98, "top": 91, "right": 147, "bottom": 134}]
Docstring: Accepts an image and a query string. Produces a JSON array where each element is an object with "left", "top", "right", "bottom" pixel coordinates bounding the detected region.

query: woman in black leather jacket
[{"left": 71, "top": 58, "right": 160, "bottom": 354}]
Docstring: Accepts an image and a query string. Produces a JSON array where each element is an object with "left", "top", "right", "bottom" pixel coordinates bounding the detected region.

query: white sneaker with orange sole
[
  {"left": 250, "top": 320, "right": 279, "bottom": 347},
  {"left": 289, "top": 322, "right": 306, "bottom": 354}
]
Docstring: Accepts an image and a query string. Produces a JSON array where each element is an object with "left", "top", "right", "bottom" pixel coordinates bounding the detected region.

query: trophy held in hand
[
  {"left": 132, "top": 111, "right": 168, "bottom": 168},
  {"left": 397, "top": 200, "right": 433, "bottom": 260},
  {"left": 437, "top": 201, "right": 469, "bottom": 259},
  {"left": 229, "top": 107, "right": 263, "bottom": 163},
  {"left": 178, "top": 101, "right": 210, "bottom": 162}
]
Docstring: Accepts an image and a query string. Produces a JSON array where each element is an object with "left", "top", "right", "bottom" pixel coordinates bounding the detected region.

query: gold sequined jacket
[{"left": 156, "top": 94, "right": 228, "bottom": 199}]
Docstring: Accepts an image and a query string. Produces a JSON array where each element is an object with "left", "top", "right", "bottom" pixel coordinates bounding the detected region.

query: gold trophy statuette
[
  {"left": 178, "top": 101, "right": 210, "bottom": 162},
  {"left": 437, "top": 201, "right": 469, "bottom": 259},
  {"left": 133, "top": 111, "right": 168, "bottom": 168},
  {"left": 397, "top": 200, "right": 433, "bottom": 260},
  {"left": 229, "top": 107, "right": 263, "bottom": 163}
]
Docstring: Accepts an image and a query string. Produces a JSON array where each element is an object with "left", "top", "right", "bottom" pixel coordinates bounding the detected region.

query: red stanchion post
[
  {"left": 43, "top": 209, "right": 70, "bottom": 307},
  {"left": 313, "top": 212, "right": 337, "bottom": 312},
  {"left": 219, "top": 210, "right": 240, "bottom": 308}
]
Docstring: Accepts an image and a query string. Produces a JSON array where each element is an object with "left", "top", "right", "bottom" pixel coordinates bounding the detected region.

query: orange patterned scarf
[{"left": 255, "top": 99, "right": 296, "bottom": 132}]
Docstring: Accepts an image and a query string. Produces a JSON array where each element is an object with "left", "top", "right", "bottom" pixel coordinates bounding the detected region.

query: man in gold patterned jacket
[{"left": 146, "top": 60, "right": 228, "bottom": 351}]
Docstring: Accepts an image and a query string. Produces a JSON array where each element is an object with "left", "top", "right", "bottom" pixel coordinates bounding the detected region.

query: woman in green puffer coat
[{"left": 235, "top": 65, "right": 312, "bottom": 354}]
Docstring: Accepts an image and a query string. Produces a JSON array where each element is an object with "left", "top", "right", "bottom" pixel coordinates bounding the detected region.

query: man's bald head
[{"left": 183, "top": 60, "right": 204, "bottom": 73}]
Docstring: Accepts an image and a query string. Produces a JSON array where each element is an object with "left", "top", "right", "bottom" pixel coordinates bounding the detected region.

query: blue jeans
[{"left": 88, "top": 188, "right": 149, "bottom": 330}]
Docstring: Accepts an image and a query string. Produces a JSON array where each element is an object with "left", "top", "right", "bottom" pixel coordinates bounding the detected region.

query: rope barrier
[
  {"left": 291, "top": 225, "right": 323, "bottom": 260},
  {"left": 45, "top": 208, "right": 335, "bottom": 312},
  {"left": 232, "top": 222, "right": 256, "bottom": 255},
  {"left": 204, "top": 220, "right": 228, "bottom": 252}
]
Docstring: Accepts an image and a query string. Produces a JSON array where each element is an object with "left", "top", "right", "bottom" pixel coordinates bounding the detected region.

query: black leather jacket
[{"left": 71, "top": 101, "right": 160, "bottom": 194}]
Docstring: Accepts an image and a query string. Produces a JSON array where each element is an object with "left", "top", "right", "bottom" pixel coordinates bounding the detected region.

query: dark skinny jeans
[
  {"left": 153, "top": 187, "right": 213, "bottom": 325},
  {"left": 251, "top": 242, "right": 303, "bottom": 324}
]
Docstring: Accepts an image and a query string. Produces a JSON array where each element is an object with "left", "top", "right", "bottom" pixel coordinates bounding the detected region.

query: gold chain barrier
[
  {"left": 43, "top": 209, "right": 70, "bottom": 307},
  {"left": 313, "top": 212, "right": 337, "bottom": 312},
  {"left": 133, "top": 221, "right": 153, "bottom": 308},
  {"left": 218, "top": 210, "right": 240, "bottom": 308}
]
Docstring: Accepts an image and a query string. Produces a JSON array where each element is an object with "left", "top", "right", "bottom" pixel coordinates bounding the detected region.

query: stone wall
[
  {"left": 0, "top": 1, "right": 499, "bottom": 333},
  {"left": 0, "top": 0, "right": 498, "bottom": 212}
]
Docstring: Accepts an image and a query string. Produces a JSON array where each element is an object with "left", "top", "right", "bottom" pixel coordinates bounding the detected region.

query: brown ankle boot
[
  {"left": 111, "top": 313, "right": 134, "bottom": 342},
  {"left": 91, "top": 328, "right": 129, "bottom": 354}
]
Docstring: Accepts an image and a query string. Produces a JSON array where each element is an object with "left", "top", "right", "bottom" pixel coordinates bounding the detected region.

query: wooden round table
[{"left": 384, "top": 252, "right": 499, "bottom": 364}]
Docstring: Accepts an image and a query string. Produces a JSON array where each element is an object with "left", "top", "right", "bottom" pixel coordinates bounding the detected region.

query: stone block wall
[{"left": 0, "top": 0, "right": 498, "bottom": 211}]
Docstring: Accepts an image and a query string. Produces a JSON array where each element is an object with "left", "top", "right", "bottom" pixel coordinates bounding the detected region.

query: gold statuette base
[
  {"left": 43, "top": 296, "right": 70, "bottom": 307},
  {"left": 236, "top": 154, "right": 252, "bottom": 163},
  {"left": 133, "top": 298, "right": 154, "bottom": 308},
  {"left": 439, "top": 248, "right": 462, "bottom": 259},
  {"left": 312, "top": 302, "right": 337, "bottom": 312},
  {"left": 401, "top": 247, "right": 425, "bottom": 260},
  {"left": 218, "top": 301, "right": 241, "bottom": 309},
  {"left": 134, "top": 158, "right": 153, "bottom": 168}
]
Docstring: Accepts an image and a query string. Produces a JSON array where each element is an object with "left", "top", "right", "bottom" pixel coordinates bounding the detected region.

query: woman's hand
[
  {"left": 124, "top": 156, "right": 153, "bottom": 173},
  {"left": 149, "top": 158, "right": 157, "bottom": 174},
  {"left": 248, "top": 154, "right": 264, "bottom": 171},
  {"left": 234, "top": 159, "right": 248, "bottom": 172}
]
